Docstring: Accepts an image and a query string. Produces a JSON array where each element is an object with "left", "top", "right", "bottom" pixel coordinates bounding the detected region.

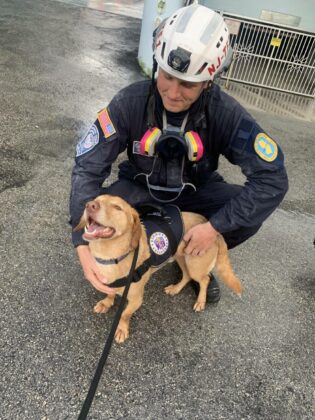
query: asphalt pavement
[{"left": 0, "top": 1, "right": 314, "bottom": 419}]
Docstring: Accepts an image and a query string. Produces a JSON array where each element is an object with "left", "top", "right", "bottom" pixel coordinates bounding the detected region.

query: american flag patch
[{"left": 98, "top": 108, "right": 116, "bottom": 138}]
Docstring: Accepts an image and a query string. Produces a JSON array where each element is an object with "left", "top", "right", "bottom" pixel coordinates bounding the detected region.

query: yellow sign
[
  {"left": 254, "top": 133, "right": 278, "bottom": 162},
  {"left": 271, "top": 37, "right": 282, "bottom": 47}
]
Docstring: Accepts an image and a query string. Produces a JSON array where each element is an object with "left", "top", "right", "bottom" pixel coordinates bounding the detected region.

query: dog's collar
[{"left": 95, "top": 250, "right": 132, "bottom": 265}]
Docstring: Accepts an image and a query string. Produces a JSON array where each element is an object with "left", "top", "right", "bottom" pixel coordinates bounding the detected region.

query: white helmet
[{"left": 153, "top": 4, "right": 230, "bottom": 82}]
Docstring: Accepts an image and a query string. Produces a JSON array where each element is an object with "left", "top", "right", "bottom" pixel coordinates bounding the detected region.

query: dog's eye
[{"left": 112, "top": 204, "right": 123, "bottom": 211}]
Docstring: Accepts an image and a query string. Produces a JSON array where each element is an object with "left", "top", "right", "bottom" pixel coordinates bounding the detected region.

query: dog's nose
[{"left": 86, "top": 200, "right": 100, "bottom": 213}]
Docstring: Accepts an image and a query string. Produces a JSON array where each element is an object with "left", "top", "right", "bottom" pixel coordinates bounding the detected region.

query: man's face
[{"left": 156, "top": 68, "right": 208, "bottom": 113}]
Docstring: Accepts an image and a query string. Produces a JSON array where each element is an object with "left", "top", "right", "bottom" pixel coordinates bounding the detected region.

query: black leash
[{"left": 78, "top": 245, "right": 139, "bottom": 420}]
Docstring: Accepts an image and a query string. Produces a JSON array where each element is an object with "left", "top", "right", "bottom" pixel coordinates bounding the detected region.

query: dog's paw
[
  {"left": 193, "top": 300, "right": 206, "bottom": 312},
  {"left": 93, "top": 301, "right": 111, "bottom": 314},
  {"left": 164, "top": 284, "right": 180, "bottom": 296},
  {"left": 115, "top": 326, "right": 129, "bottom": 344},
  {"left": 93, "top": 296, "right": 115, "bottom": 314}
]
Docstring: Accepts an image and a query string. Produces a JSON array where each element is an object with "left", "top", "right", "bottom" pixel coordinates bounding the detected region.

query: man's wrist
[
  {"left": 76, "top": 244, "right": 89, "bottom": 254},
  {"left": 208, "top": 217, "right": 223, "bottom": 234},
  {"left": 206, "top": 220, "right": 219, "bottom": 234}
]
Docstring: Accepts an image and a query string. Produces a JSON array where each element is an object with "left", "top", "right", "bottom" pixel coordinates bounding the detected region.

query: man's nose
[
  {"left": 167, "top": 80, "right": 181, "bottom": 99},
  {"left": 86, "top": 200, "right": 100, "bottom": 213}
]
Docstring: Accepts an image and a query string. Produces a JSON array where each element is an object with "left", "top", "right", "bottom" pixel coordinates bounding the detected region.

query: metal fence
[{"left": 218, "top": 13, "right": 315, "bottom": 120}]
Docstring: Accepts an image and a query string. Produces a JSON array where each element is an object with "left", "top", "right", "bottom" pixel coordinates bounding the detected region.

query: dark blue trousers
[{"left": 103, "top": 173, "right": 261, "bottom": 249}]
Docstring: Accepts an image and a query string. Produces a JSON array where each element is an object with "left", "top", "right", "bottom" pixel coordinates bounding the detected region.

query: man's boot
[{"left": 190, "top": 274, "right": 221, "bottom": 304}]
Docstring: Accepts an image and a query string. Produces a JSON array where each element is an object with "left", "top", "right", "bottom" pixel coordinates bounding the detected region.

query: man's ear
[
  {"left": 130, "top": 209, "right": 142, "bottom": 249},
  {"left": 204, "top": 80, "right": 212, "bottom": 90}
]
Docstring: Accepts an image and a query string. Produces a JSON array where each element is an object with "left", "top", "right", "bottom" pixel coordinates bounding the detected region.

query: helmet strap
[
  {"left": 151, "top": 56, "right": 158, "bottom": 86},
  {"left": 144, "top": 56, "right": 159, "bottom": 129},
  {"left": 146, "top": 91, "right": 156, "bottom": 129}
]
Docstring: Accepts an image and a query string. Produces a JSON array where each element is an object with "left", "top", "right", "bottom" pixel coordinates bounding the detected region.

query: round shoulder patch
[
  {"left": 149, "top": 232, "right": 169, "bottom": 255},
  {"left": 254, "top": 133, "right": 278, "bottom": 162},
  {"left": 76, "top": 124, "right": 99, "bottom": 157}
]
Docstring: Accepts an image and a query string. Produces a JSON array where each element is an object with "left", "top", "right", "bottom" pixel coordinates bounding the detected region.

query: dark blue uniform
[{"left": 70, "top": 80, "right": 288, "bottom": 248}]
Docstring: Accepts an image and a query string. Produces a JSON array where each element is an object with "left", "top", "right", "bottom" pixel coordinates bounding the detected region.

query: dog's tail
[{"left": 215, "top": 235, "right": 242, "bottom": 296}]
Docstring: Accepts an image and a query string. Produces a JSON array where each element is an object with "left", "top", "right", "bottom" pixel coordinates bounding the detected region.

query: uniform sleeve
[
  {"left": 69, "top": 99, "right": 129, "bottom": 247},
  {"left": 209, "top": 114, "right": 289, "bottom": 233}
]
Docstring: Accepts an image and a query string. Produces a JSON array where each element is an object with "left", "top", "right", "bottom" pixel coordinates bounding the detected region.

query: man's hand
[
  {"left": 76, "top": 245, "right": 116, "bottom": 295},
  {"left": 183, "top": 221, "right": 219, "bottom": 256}
]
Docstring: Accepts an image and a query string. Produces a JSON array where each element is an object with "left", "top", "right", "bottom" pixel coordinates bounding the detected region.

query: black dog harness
[{"left": 106, "top": 204, "right": 183, "bottom": 288}]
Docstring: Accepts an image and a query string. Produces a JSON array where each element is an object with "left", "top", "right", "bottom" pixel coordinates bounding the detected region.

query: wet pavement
[
  {"left": 0, "top": 0, "right": 314, "bottom": 419},
  {"left": 55, "top": 0, "right": 144, "bottom": 18}
]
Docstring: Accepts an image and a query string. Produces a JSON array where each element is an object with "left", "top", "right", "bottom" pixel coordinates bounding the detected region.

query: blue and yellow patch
[{"left": 254, "top": 133, "right": 278, "bottom": 162}]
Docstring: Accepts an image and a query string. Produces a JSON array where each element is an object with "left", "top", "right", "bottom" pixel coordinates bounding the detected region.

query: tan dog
[{"left": 76, "top": 194, "right": 242, "bottom": 343}]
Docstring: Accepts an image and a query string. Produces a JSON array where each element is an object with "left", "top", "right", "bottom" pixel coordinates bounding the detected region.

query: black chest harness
[
  {"left": 125, "top": 89, "right": 220, "bottom": 201},
  {"left": 102, "top": 204, "right": 183, "bottom": 288},
  {"left": 134, "top": 111, "right": 200, "bottom": 203}
]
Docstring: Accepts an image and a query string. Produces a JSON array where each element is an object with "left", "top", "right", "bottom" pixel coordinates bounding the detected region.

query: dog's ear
[
  {"left": 73, "top": 216, "right": 86, "bottom": 232},
  {"left": 130, "top": 209, "right": 142, "bottom": 249}
]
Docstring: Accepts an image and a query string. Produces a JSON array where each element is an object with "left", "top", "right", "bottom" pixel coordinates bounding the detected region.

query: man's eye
[
  {"left": 182, "top": 83, "right": 194, "bottom": 88},
  {"left": 163, "top": 72, "right": 173, "bottom": 80}
]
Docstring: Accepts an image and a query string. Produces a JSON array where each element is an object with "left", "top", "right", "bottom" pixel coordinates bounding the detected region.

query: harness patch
[
  {"left": 141, "top": 205, "right": 183, "bottom": 268},
  {"left": 98, "top": 108, "right": 116, "bottom": 138},
  {"left": 150, "top": 232, "right": 169, "bottom": 255},
  {"left": 76, "top": 124, "right": 99, "bottom": 156},
  {"left": 254, "top": 133, "right": 278, "bottom": 162}
]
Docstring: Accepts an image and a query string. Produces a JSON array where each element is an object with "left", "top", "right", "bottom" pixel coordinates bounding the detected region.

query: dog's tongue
[
  {"left": 86, "top": 222, "right": 102, "bottom": 233},
  {"left": 84, "top": 222, "right": 114, "bottom": 239}
]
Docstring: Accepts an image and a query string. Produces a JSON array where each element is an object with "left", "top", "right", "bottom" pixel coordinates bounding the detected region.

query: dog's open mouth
[{"left": 83, "top": 218, "right": 116, "bottom": 240}]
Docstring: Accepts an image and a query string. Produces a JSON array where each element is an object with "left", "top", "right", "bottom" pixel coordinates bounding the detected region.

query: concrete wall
[
  {"left": 202, "top": 0, "right": 315, "bottom": 32},
  {"left": 138, "top": 0, "right": 185, "bottom": 76}
]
